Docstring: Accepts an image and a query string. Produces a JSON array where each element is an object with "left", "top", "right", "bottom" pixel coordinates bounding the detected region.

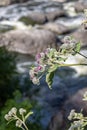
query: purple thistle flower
[
  {"left": 36, "top": 52, "right": 46, "bottom": 64},
  {"left": 34, "top": 66, "right": 43, "bottom": 73},
  {"left": 37, "top": 66, "right": 43, "bottom": 71},
  {"left": 44, "top": 48, "right": 50, "bottom": 55},
  {"left": 34, "top": 67, "right": 38, "bottom": 73},
  {"left": 36, "top": 53, "right": 41, "bottom": 61}
]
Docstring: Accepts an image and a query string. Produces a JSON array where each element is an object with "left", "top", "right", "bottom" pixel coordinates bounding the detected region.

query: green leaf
[
  {"left": 48, "top": 49, "right": 56, "bottom": 58},
  {"left": 48, "top": 64, "right": 58, "bottom": 73},
  {"left": 74, "top": 42, "right": 81, "bottom": 53},
  {"left": 46, "top": 72, "right": 54, "bottom": 89}
]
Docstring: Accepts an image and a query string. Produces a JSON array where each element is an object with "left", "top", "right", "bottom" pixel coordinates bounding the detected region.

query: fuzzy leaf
[
  {"left": 46, "top": 72, "right": 54, "bottom": 89},
  {"left": 48, "top": 64, "right": 58, "bottom": 73},
  {"left": 74, "top": 42, "right": 81, "bottom": 53},
  {"left": 48, "top": 49, "right": 56, "bottom": 58}
]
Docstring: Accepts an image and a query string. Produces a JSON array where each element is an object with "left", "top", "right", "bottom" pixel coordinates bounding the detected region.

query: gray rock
[
  {"left": 0, "top": 29, "right": 59, "bottom": 55},
  {"left": 74, "top": 1, "right": 87, "bottom": 12},
  {"left": 0, "top": 0, "right": 28, "bottom": 6},
  {"left": 37, "top": 22, "right": 72, "bottom": 34},
  {"left": 72, "top": 27, "right": 87, "bottom": 48},
  {"left": 48, "top": 111, "right": 64, "bottom": 130},
  {"left": 49, "top": 0, "right": 67, "bottom": 3},
  {"left": 0, "top": 0, "right": 10, "bottom": 6},
  {"left": 10, "top": 0, "right": 29, "bottom": 4},
  {"left": 46, "top": 10, "right": 66, "bottom": 21},
  {"left": 64, "top": 87, "right": 87, "bottom": 122},
  {"left": 19, "top": 12, "right": 47, "bottom": 25},
  {"left": 19, "top": 10, "right": 66, "bottom": 25}
]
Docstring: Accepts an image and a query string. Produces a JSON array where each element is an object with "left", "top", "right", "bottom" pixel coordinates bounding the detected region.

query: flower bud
[
  {"left": 36, "top": 53, "right": 41, "bottom": 61},
  {"left": 11, "top": 107, "right": 17, "bottom": 115},
  {"left": 40, "top": 52, "right": 45, "bottom": 58},
  {"left": 8, "top": 111, "right": 13, "bottom": 117},
  {"left": 68, "top": 109, "right": 75, "bottom": 120},
  {"left": 4, "top": 114, "right": 11, "bottom": 121},
  {"left": 29, "top": 70, "right": 35, "bottom": 78},
  {"left": 32, "top": 77, "right": 39, "bottom": 85},
  {"left": 19, "top": 108, "right": 26, "bottom": 115},
  {"left": 44, "top": 48, "right": 50, "bottom": 55},
  {"left": 16, "top": 120, "right": 22, "bottom": 128},
  {"left": 63, "top": 36, "right": 71, "bottom": 44}
]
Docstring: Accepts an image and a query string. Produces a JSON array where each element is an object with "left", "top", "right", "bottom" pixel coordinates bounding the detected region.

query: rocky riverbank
[{"left": 0, "top": 0, "right": 87, "bottom": 130}]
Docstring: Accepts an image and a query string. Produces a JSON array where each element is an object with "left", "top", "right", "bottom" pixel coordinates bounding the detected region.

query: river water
[{"left": 0, "top": 0, "right": 85, "bottom": 72}]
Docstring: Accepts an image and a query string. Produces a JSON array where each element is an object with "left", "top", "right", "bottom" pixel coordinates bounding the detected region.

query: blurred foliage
[
  {"left": 0, "top": 90, "right": 42, "bottom": 130},
  {"left": 19, "top": 16, "right": 37, "bottom": 25},
  {"left": 0, "top": 25, "right": 16, "bottom": 33},
  {"left": 0, "top": 46, "right": 18, "bottom": 106}
]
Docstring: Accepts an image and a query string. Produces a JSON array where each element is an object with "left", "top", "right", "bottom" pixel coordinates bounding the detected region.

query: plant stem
[
  {"left": 59, "top": 63, "right": 87, "bottom": 67},
  {"left": 15, "top": 116, "right": 29, "bottom": 130},
  {"left": 73, "top": 49, "right": 87, "bottom": 59},
  {"left": 21, "top": 126, "right": 25, "bottom": 130},
  {"left": 77, "top": 52, "right": 87, "bottom": 59},
  {"left": 22, "top": 122, "right": 29, "bottom": 130}
]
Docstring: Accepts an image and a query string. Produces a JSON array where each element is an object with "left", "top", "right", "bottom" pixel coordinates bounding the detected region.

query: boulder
[
  {"left": 11, "top": 0, "right": 28, "bottom": 4},
  {"left": 19, "top": 12, "right": 47, "bottom": 25},
  {"left": 65, "top": 88, "right": 87, "bottom": 115},
  {"left": 0, "top": 0, "right": 28, "bottom": 6},
  {"left": 19, "top": 10, "right": 66, "bottom": 25},
  {"left": 46, "top": 10, "right": 66, "bottom": 21},
  {"left": 72, "top": 27, "right": 87, "bottom": 48},
  {"left": 0, "top": 29, "right": 59, "bottom": 55},
  {"left": 37, "top": 22, "right": 72, "bottom": 34},
  {"left": 74, "top": 1, "right": 87, "bottom": 12},
  {"left": 0, "top": 0, "right": 10, "bottom": 6},
  {"left": 49, "top": 0, "right": 67, "bottom": 3},
  {"left": 48, "top": 111, "right": 64, "bottom": 130}
]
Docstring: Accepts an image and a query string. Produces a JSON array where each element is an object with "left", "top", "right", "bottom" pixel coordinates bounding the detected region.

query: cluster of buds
[
  {"left": 68, "top": 120, "right": 84, "bottom": 130},
  {"left": 68, "top": 110, "right": 83, "bottom": 121},
  {"left": 29, "top": 36, "right": 81, "bottom": 86},
  {"left": 4, "top": 107, "right": 17, "bottom": 121},
  {"left": 68, "top": 109, "right": 76, "bottom": 120},
  {"left": 29, "top": 48, "right": 58, "bottom": 85},
  {"left": 4, "top": 107, "right": 33, "bottom": 130},
  {"left": 19, "top": 108, "right": 26, "bottom": 115},
  {"left": 68, "top": 110, "right": 85, "bottom": 130},
  {"left": 60, "top": 36, "right": 80, "bottom": 55},
  {"left": 29, "top": 47, "right": 66, "bottom": 85},
  {"left": 29, "top": 65, "right": 45, "bottom": 85}
]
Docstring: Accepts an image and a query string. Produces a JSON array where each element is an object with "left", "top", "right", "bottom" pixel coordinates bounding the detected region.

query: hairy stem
[
  {"left": 60, "top": 63, "right": 87, "bottom": 67},
  {"left": 77, "top": 52, "right": 87, "bottom": 59},
  {"left": 73, "top": 49, "right": 87, "bottom": 59},
  {"left": 21, "top": 126, "right": 25, "bottom": 130},
  {"left": 22, "top": 122, "right": 29, "bottom": 130}
]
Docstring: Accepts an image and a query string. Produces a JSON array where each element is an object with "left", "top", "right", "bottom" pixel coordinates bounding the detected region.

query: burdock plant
[
  {"left": 29, "top": 36, "right": 87, "bottom": 88},
  {"left": 5, "top": 107, "right": 33, "bottom": 130},
  {"left": 5, "top": 9, "right": 87, "bottom": 130}
]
